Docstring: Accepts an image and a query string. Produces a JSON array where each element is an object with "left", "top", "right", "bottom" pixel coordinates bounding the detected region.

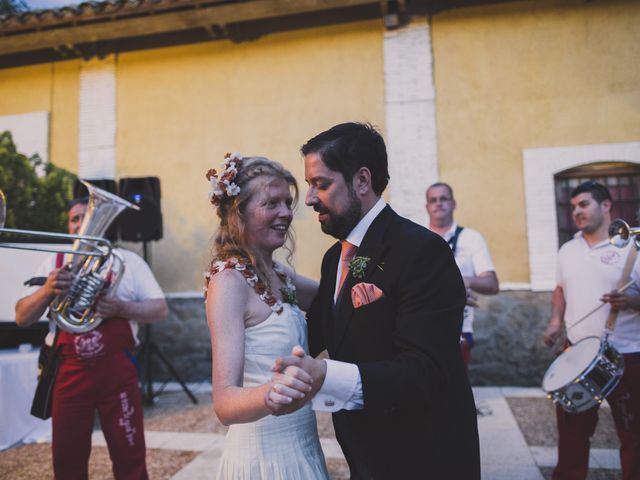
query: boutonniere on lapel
[{"left": 348, "top": 256, "right": 371, "bottom": 280}]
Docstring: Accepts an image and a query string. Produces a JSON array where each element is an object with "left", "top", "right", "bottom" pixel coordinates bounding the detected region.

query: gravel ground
[
  {"left": 507, "top": 396, "right": 621, "bottom": 480},
  {"left": 1, "top": 389, "right": 623, "bottom": 479},
  {"left": 506, "top": 396, "right": 619, "bottom": 448},
  {"left": 141, "top": 389, "right": 336, "bottom": 439},
  {"left": 140, "top": 389, "right": 347, "bottom": 478},
  {"left": 0, "top": 443, "right": 197, "bottom": 480},
  {"left": 142, "top": 390, "right": 226, "bottom": 434},
  {"left": 539, "top": 467, "right": 622, "bottom": 480}
]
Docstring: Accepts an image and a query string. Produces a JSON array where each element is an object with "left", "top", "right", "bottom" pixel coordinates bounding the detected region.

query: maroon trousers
[
  {"left": 51, "top": 320, "right": 148, "bottom": 480},
  {"left": 553, "top": 352, "right": 640, "bottom": 480},
  {"left": 460, "top": 333, "right": 473, "bottom": 369}
]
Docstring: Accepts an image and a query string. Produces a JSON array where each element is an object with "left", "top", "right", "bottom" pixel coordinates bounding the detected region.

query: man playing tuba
[{"left": 15, "top": 196, "right": 168, "bottom": 480}]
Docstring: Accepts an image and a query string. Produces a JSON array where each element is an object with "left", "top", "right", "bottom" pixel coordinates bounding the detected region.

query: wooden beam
[{"left": 0, "top": 0, "right": 380, "bottom": 55}]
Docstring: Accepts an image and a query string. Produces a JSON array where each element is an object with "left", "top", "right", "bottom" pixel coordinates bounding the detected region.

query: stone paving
[
  {"left": 5, "top": 382, "right": 622, "bottom": 479},
  {"left": 89, "top": 383, "right": 623, "bottom": 479}
]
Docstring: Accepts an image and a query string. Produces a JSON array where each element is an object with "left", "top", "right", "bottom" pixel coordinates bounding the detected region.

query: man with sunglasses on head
[
  {"left": 426, "top": 182, "right": 499, "bottom": 369},
  {"left": 543, "top": 180, "right": 640, "bottom": 480}
]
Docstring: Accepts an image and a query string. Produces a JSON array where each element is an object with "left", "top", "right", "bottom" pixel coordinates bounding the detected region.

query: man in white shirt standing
[
  {"left": 426, "top": 182, "right": 499, "bottom": 368},
  {"left": 543, "top": 181, "right": 640, "bottom": 480}
]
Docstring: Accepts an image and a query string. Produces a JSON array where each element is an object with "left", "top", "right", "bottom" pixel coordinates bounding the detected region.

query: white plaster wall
[
  {"left": 0, "top": 112, "right": 49, "bottom": 165},
  {"left": 78, "top": 57, "right": 116, "bottom": 180},
  {"left": 0, "top": 246, "right": 54, "bottom": 322},
  {"left": 384, "top": 21, "right": 439, "bottom": 227},
  {"left": 523, "top": 141, "right": 640, "bottom": 291}
]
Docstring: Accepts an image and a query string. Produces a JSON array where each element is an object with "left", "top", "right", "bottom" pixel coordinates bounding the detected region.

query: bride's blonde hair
[{"left": 210, "top": 156, "right": 298, "bottom": 285}]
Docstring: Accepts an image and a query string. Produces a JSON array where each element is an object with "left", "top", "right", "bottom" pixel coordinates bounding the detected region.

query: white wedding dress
[{"left": 216, "top": 303, "right": 330, "bottom": 480}]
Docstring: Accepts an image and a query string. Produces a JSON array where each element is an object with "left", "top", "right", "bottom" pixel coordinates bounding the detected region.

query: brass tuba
[{"left": 0, "top": 181, "right": 139, "bottom": 333}]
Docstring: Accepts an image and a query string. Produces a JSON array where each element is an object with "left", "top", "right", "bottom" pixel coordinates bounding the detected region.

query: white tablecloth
[{"left": 0, "top": 347, "right": 52, "bottom": 450}]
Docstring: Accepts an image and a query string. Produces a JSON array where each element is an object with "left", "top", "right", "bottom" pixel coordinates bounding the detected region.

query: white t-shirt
[
  {"left": 24, "top": 248, "right": 165, "bottom": 346},
  {"left": 556, "top": 233, "right": 640, "bottom": 353},
  {"left": 440, "top": 223, "right": 496, "bottom": 333}
]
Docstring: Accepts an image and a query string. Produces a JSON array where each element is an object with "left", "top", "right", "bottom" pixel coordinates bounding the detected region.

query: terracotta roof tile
[{"left": 0, "top": 0, "right": 228, "bottom": 34}]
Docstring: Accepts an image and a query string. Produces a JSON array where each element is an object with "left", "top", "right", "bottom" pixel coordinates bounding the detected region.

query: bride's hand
[
  {"left": 264, "top": 346, "right": 315, "bottom": 415},
  {"left": 272, "top": 347, "right": 327, "bottom": 393},
  {"left": 270, "top": 367, "right": 313, "bottom": 399},
  {"left": 264, "top": 372, "right": 312, "bottom": 415}
]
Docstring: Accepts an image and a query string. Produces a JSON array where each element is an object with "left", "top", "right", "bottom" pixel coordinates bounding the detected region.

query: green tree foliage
[
  {"left": 0, "top": 0, "right": 28, "bottom": 15},
  {"left": 0, "top": 131, "right": 77, "bottom": 232}
]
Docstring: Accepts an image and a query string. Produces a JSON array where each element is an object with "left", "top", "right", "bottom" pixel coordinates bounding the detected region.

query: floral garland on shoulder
[{"left": 204, "top": 257, "right": 297, "bottom": 313}]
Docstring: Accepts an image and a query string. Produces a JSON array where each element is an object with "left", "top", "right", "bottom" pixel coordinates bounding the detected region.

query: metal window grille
[{"left": 554, "top": 162, "right": 640, "bottom": 246}]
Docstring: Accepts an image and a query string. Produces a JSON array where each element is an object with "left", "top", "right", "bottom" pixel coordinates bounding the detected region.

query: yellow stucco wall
[
  {"left": 6, "top": 0, "right": 636, "bottom": 290},
  {"left": 117, "top": 20, "right": 385, "bottom": 291},
  {"left": 0, "top": 60, "right": 80, "bottom": 172},
  {"left": 432, "top": 0, "right": 640, "bottom": 283}
]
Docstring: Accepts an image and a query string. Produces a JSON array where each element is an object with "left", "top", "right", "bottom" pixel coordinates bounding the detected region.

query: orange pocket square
[{"left": 351, "top": 282, "right": 384, "bottom": 308}]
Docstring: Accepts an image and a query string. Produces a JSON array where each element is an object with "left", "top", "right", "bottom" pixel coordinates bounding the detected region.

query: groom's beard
[{"left": 317, "top": 188, "right": 362, "bottom": 240}]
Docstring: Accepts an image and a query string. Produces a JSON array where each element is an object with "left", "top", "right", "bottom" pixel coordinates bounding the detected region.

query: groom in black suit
[{"left": 270, "top": 122, "right": 480, "bottom": 479}]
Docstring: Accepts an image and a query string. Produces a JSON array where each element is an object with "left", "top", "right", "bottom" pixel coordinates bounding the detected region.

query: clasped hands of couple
[{"left": 264, "top": 345, "right": 326, "bottom": 415}]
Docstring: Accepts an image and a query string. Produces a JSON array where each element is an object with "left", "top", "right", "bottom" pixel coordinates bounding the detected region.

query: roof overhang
[
  {"left": 0, "top": 0, "right": 518, "bottom": 64},
  {"left": 1, "top": 0, "right": 396, "bottom": 56}
]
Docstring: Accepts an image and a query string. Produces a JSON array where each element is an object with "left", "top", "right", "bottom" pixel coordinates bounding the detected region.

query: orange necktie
[{"left": 338, "top": 241, "right": 358, "bottom": 294}]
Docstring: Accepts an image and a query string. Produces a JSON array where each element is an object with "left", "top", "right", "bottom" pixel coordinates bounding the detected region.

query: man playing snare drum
[{"left": 543, "top": 181, "right": 640, "bottom": 480}]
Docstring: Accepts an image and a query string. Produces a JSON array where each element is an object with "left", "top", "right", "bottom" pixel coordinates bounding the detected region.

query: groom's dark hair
[{"left": 301, "top": 122, "right": 390, "bottom": 196}]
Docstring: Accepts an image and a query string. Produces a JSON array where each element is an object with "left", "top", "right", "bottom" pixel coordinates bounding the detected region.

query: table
[{"left": 0, "top": 347, "right": 51, "bottom": 450}]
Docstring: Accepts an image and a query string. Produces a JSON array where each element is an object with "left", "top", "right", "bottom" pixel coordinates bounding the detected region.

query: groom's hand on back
[{"left": 264, "top": 346, "right": 327, "bottom": 416}]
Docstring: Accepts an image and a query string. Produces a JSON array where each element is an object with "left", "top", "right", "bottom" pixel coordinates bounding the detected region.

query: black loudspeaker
[
  {"left": 118, "top": 177, "right": 163, "bottom": 242},
  {"left": 72, "top": 178, "right": 118, "bottom": 242}
]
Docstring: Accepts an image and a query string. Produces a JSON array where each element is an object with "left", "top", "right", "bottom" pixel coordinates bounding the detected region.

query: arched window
[{"left": 554, "top": 162, "right": 640, "bottom": 246}]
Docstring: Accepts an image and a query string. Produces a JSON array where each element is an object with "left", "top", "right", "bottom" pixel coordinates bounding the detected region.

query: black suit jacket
[{"left": 308, "top": 206, "right": 480, "bottom": 480}]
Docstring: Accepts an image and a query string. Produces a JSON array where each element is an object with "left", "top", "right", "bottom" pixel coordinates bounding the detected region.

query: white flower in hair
[
  {"left": 226, "top": 183, "right": 241, "bottom": 197},
  {"left": 210, "top": 182, "right": 224, "bottom": 198},
  {"left": 206, "top": 152, "right": 243, "bottom": 206}
]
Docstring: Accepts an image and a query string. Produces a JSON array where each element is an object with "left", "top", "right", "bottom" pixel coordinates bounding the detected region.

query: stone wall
[
  {"left": 469, "top": 290, "right": 560, "bottom": 387},
  {"left": 140, "top": 296, "right": 211, "bottom": 383},
  {"left": 150, "top": 291, "right": 560, "bottom": 387}
]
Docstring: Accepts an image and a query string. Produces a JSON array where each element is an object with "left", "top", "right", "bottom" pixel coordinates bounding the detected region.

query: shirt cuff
[{"left": 312, "top": 359, "right": 363, "bottom": 412}]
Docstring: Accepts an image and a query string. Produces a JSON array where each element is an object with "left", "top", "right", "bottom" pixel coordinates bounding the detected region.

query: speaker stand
[
  {"left": 138, "top": 323, "right": 198, "bottom": 405},
  {"left": 137, "top": 241, "right": 198, "bottom": 405}
]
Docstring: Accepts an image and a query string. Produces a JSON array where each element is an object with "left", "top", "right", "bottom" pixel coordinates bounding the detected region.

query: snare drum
[{"left": 542, "top": 336, "right": 624, "bottom": 413}]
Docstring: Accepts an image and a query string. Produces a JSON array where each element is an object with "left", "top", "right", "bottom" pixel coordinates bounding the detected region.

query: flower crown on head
[{"left": 206, "top": 152, "right": 242, "bottom": 206}]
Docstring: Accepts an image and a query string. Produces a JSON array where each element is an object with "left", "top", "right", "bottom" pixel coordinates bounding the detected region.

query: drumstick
[
  {"left": 605, "top": 245, "right": 638, "bottom": 331},
  {"left": 567, "top": 279, "right": 635, "bottom": 331}
]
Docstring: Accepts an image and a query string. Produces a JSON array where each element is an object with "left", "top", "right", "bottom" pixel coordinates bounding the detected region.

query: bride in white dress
[{"left": 204, "top": 153, "right": 329, "bottom": 480}]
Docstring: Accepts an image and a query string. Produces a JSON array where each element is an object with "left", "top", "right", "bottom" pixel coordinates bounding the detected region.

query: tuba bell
[{"left": 0, "top": 181, "right": 139, "bottom": 333}]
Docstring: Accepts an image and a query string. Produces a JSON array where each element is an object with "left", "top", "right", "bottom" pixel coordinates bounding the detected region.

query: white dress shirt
[{"left": 312, "top": 197, "right": 386, "bottom": 412}]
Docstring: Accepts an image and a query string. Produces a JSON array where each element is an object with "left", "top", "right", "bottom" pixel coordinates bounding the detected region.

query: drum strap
[{"left": 605, "top": 245, "right": 638, "bottom": 331}]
